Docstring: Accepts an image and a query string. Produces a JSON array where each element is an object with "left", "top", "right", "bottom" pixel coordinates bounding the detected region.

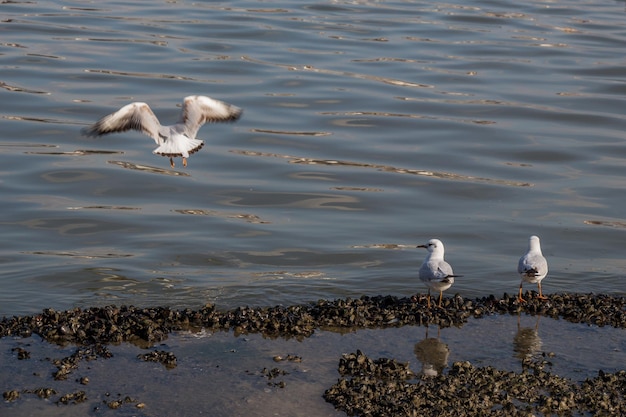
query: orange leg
[
  {"left": 518, "top": 283, "right": 526, "bottom": 303},
  {"left": 169, "top": 157, "right": 175, "bottom": 168},
  {"left": 427, "top": 289, "right": 432, "bottom": 309},
  {"left": 537, "top": 282, "right": 548, "bottom": 300},
  {"left": 182, "top": 157, "right": 187, "bottom": 167},
  {"left": 438, "top": 291, "right": 443, "bottom": 308}
]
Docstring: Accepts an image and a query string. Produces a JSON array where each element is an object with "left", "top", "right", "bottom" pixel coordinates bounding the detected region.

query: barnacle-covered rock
[
  {"left": 1, "top": 293, "right": 624, "bottom": 345},
  {"left": 325, "top": 351, "right": 626, "bottom": 416},
  {"left": 137, "top": 350, "right": 177, "bottom": 369}
]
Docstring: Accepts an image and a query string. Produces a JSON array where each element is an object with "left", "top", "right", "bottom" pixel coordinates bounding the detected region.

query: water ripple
[
  {"left": 240, "top": 56, "right": 433, "bottom": 88},
  {"left": 174, "top": 209, "right": 270, "bottom": 224},
  {"left": 23, "top": 251, "right": 133, "bottom": 259},
  {"left": 1, "top": 0, "right": 625, "bottom": 315},
  {"left": 107, "top": 161, "right": 190, "bottom": 176},
  {"left": 231, "top": 149, "right": 532, "bottom": 187}
]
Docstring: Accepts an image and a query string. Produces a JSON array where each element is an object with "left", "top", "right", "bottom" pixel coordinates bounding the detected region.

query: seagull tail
[
  {"left": 524, "top": 268, "right": 539, "bottom": 278},
  {"left": 153, "top": 137, "right": 204, "bottom": 158}
]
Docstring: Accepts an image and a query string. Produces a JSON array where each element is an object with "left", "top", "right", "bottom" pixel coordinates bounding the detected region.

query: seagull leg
[
  {"left": 182, "top": 157, "right": 187, "bottom": 167},
  {"left": 169, "top": 157, "right": 175, "bottom": 168},
  {"left": 518, "top": 283, "right": 526, "bottom": 303},
  {"left": 427, "top": 289, "right": 431, "bottom": 309},
  {"left": 438, "top": 291, "right": 443, "bottom": 308},
  {"left": 537, "top": 282, "right": 548, "bottom": 300}
]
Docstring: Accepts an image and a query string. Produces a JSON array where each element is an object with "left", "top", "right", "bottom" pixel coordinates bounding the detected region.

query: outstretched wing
[
  {"left": 82, "top": 102, "right": 163, "bottom": 145},
  {"left": 178, "top": 95, "right": 242, "bottom": 138}
]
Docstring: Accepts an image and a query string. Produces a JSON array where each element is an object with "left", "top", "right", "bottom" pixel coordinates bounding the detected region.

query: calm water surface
[{"left": 1, "top": 0, "right": 626, "bottom": 316}]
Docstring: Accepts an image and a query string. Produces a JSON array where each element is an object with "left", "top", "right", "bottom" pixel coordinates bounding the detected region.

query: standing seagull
[
  {"left": 417, "top": 238, "right": 462, "bottom": 308},
  {"left": 517, "top": 235, "right": 548, "bottom": 302},
  {"left": 82, "top": 95, "right": 242, "bottom": 168}
]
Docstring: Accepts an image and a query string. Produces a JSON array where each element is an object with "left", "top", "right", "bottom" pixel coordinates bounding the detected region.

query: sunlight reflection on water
[{"left": 0, "top": 0, "right": 625, "bottom": 316}]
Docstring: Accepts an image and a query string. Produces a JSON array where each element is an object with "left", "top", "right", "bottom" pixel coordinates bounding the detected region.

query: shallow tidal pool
[{"left": 2, "top": 312, "right": 624, "bottom": 417}]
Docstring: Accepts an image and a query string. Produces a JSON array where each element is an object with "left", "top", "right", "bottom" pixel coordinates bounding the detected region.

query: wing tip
[
  {"left": 81, "top": 125, "right": 105, "bottom": 137},
  {"left": 80, "top": 126, "right": 93, "bottom": 137},
  {"left": 224, "top": 105, "right": 243, "bottom": 122},
  {"left": 188, "top": 95, "right": 244, "bottom": 123}
]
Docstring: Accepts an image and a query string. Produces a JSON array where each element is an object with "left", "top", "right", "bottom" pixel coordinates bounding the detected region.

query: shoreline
[
  {"left": 2, "top": 292, "right": 625, "bottom": 416},
  {"left": 2, "top": 292, "right": 625, "bottom": 346}
]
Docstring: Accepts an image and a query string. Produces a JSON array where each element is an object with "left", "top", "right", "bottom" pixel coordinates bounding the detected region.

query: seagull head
[
  {"left": 528, "top": 235, "right": 542, "bottom": 253},
  {"left": 417, "top": 238, "right": 445, "bottom": 255}
]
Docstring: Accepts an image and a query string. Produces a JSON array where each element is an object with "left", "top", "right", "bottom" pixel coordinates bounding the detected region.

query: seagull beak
[{"left": 417, "top": 244, "right": 427, "bottom": 249}]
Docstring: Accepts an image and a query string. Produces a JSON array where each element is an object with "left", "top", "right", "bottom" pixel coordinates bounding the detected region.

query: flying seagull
[
  {"left": 417, "top": 238, "right": 462, "bottom": 308},
  {"left": 82, "top": 95, "right": 242, "bottom": 168},
  {"left": 517, "top": 235, "right": 548, "bottom": 302}
]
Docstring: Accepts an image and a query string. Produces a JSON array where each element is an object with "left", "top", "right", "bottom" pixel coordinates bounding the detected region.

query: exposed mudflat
[{"left": 1, "top": 293, "right": 625, "bottom": 416}]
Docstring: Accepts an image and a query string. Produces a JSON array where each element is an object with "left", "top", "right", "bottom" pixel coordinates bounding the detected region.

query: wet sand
[{"left": 1, "top": 293, "right": 625, "bottom": 416}]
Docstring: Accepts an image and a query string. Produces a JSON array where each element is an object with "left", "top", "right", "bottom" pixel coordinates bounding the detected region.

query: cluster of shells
[
  {"left": 137, "top": 350, "right": 177, "bottom": 369},
  {"left": 1, "top": 293, "right": 624, "bottom": 346},
  {"left": 3, "top": 388, "right": 87, "bottom": 406},
  {"left": 52, "top": 345, "right": 112, "bottom": 380},
  {"left": 324, "top": 350, "right": 626, "bottom": 416}
]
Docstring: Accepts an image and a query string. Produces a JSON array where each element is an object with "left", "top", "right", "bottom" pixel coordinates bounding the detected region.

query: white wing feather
[
  {"left": 82, "top": 102, "right": 163, "bottom": 145},
  {"left": 178, "top": 95, "right": 242, "bottom": 138}
]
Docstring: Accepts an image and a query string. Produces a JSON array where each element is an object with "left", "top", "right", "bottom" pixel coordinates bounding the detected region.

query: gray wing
[
  {"left": 178, "top": 95, "right": 242, "bottom": 138},
  {"left": 518, "top": 255, "right": 530, "bottom": 275},
  {"left": 435, "top": 261, "right": 455, "bottom": 280},
  {"left": 421, "top": 260, "right": 455, "bottom": 281},
  {"left": 82, "top": 102, "right": 163, "bottom": 145}
]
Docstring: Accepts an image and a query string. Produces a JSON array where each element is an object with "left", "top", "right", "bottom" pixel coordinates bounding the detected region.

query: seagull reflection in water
[
  {"left": 414, "top": 326, "right": 450, "bottom": 377},
  {"left": 513, "top": 314, "right": 542, "bottom": 362}
]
